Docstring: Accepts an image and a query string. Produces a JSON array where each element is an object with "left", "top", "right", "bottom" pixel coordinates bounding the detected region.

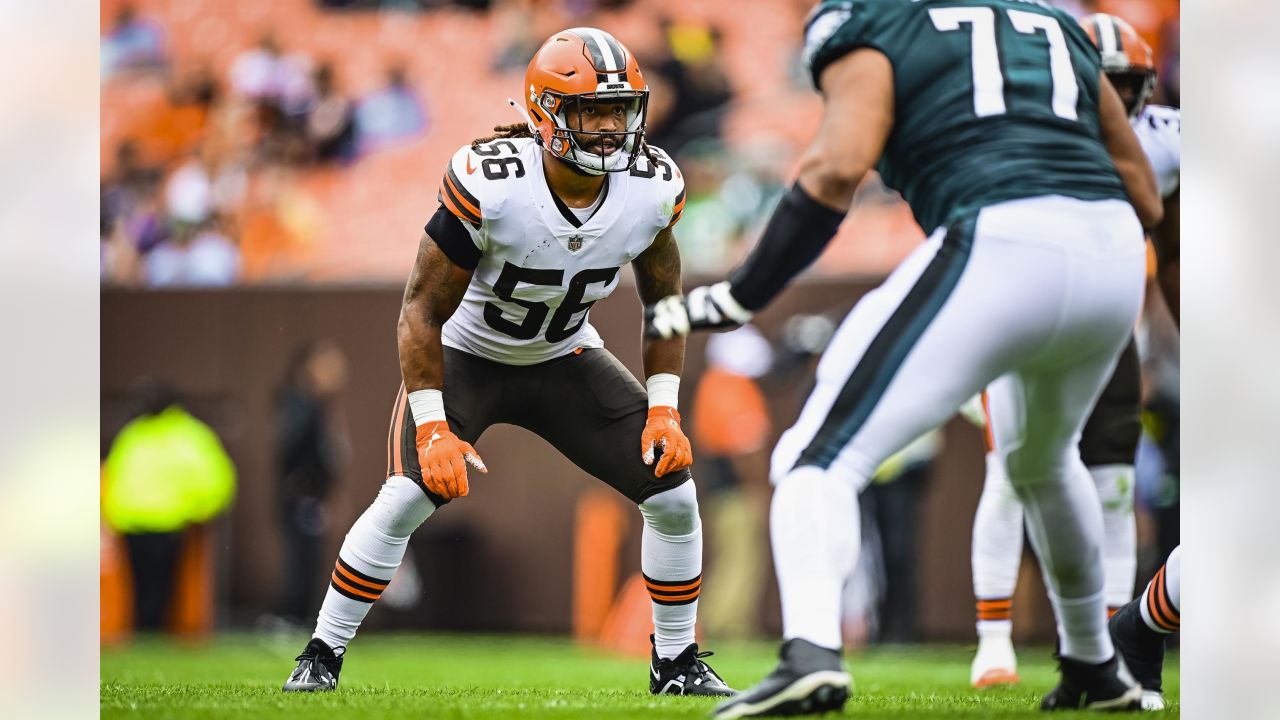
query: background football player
[
  {"left": 282, "top": 27, "right": 732, "bottom": 698},
  {"left": 646, "top": 0, "right": 1163, "bottom": 715},
  {"left": 967, "top": 12, "right": 1181, "bottom": 693}
]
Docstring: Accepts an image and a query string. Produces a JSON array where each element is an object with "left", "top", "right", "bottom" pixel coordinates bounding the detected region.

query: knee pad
[
  {"left": 366, "top": 476, "right": 436, "bottom": 538},
  {"left": 639, "top": 479, "right": 700, "bottom": 536}
]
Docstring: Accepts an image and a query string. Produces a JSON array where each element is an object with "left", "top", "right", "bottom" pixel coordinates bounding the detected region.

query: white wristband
[
  {"left": 408, "top": 389, "right": 447, "bottom": 425},
  {"left": 646, "top": 373, "right": 680, "bottom": 409}
]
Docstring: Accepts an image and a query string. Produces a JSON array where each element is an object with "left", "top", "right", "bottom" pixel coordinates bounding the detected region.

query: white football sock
[
  {"left": 1013, "top": 459, "right": 1113, "bottom": 664},
  {"left": 971, "top": 452, "right": 1024, "bottom": 635},
  {"left": 638, "top": 480, "right": 702, "bottom": 659},
  {"left": 771, "top": 465, "right": 860, "bottom": 651},
  {"left": 313, "top": 476, "right": 435, "bottom": 652},
  {"left": 1139, "top": 545, "right": 1181, "bottom": 633},
  {"left": 1090, "top": 464, "right": 1137, "bottom": 609}
]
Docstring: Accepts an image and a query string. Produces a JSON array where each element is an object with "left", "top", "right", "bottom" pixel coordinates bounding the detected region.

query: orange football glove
[
  {"left": 640, "top": 406, "right": 693, "bottom": 477},
  {"left": 415, "top": 421, "right": 487, "bottom": 500}
]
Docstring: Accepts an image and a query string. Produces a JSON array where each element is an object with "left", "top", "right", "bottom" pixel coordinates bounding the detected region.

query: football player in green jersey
[{"left": 647, "top": 0, "right": 1161, "bottom": 715}]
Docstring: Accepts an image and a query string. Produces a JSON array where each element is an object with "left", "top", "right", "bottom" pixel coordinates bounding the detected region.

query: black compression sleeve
[
  {"left": 425, "top": 204, "right": 482, "bottom": 270},
  {"left": 728, "top": 183, "right": 846, "bottom": 311}
]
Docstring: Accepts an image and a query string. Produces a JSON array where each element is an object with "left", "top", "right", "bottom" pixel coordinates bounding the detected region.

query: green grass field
[{"left": 101, "top": 633, "right": 1178, "bottom": 718}]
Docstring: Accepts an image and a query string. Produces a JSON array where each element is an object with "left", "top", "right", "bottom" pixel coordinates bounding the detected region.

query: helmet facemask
[
  {"left": 540, "top": 90, "right": 649, "bottom": 175},
  {"left": 1105, "top": 68, "right": 1157, "bottom": 119}
]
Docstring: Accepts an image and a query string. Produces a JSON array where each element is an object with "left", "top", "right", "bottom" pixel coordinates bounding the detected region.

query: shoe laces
[{"left": 688, "top": 650, "right": 721, "bottom": 679}]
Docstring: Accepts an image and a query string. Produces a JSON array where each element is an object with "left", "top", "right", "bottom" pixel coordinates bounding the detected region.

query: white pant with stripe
[
  {"left": 767, "top": 195, "right": 1146, "bottom": 657},
  {"left": 771, "top": 195, "right": 1145, "bottom": 487}
]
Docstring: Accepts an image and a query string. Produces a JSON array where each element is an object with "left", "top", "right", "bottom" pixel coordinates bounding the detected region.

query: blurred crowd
[
  {"left": 99, "top": 0, "right": 1179, "bottom": 286},
  {"left": 101, "top": 1, "right": 437, "bottom": 286}
]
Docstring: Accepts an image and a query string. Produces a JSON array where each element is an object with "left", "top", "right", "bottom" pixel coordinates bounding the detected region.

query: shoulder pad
[
  {"left": 438, "top": 138, "right": 537, "bottom": 227},
  {"left": 632, "top": 146, "right": 686, "bottom": 228},
  {"left": 439, "top": 144, "right": 485, "bottom": 229}
]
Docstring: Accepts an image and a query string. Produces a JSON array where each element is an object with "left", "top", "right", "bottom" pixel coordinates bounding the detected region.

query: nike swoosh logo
[
  {"left": 465, "top": 155, "right": 477, "bottom": 175},
  {"left": 426, "top": 432, "right": 443, "bottom": 451}
]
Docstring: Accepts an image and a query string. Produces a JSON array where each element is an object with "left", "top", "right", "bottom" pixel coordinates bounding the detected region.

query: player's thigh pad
[
  {"left": 387, "top": 348, "right": 502, "bottom": 504},
  {"left": 520, "top": 348, "right": 691, "bottom": 504},
  {"left": 980, "top": 199, "right": 1146, "bottom": 482},
  {"left": 772, "top": 197, "right": 1144, "bottom": 487},
  {"left": 771, "top": 216, "right": 1003, "bottom": 484}
]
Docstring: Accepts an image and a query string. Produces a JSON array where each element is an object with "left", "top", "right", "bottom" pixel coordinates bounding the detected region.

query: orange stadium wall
[{"left": 101, "top": 281, "right": 1060, "bottom": 643}]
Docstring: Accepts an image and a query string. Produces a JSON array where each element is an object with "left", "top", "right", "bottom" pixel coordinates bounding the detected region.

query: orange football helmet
[
  {"left": 1079, "top": 13, "right": 1157, "bottom": 117},
  {"left": 521, "top": 28, "right": 649, "bottom": 175}
]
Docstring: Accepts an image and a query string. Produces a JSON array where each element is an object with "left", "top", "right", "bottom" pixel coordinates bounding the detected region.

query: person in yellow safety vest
[{"left": 103, "top": 380, "right": 236, "bottom": 631}]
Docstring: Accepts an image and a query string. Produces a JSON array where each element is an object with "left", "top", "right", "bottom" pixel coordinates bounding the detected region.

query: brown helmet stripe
[{"left": 570, "top": 27, "right": 625, "bottom": 72}]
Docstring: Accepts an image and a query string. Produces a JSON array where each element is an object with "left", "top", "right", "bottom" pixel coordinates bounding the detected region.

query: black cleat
[
  {"left": 1040, "top": 653, "right": 1142, "bottom": 712},
  {"left": 711, "top": 639, "right": 850, "bottom": 718},
  {"left": 1109, "top": 598, "right": 1168, "bottom": 710},
  {"left": 282, "top": 637, "right": 343, "bottom": 692},
  {"left": 650, "top": 636, "right": 735, "bottom": 697}
]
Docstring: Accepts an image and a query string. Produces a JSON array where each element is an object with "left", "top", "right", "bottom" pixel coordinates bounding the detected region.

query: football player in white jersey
[
  {"left": 967, "top": 12, "right": 1180, "bottom": 699},
  {"left": 282, "top": 28, "right": 733, "bottom": 697}
]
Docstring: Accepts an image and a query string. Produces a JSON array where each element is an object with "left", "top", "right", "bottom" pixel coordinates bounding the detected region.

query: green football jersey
[{"left": 804, "top": 0, "right": 1128, "bottom": 232}]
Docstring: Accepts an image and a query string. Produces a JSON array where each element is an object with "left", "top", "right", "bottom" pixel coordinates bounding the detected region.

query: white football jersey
[
  {"left": 1133, "top": 104, "right": 1180, "bottom": 199},
  {"left": 436, "top": 137, "right": 685, "bottom": 365}
]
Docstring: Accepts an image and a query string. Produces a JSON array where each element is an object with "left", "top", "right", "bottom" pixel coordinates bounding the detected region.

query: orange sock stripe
[
  {"left": 643, "top": 574, "right": 702, "bottom": 593},
  {"left": 647, "top": 583, "right": 702, "bottom": 598},
  {"left": 1153, "top": 567, "right": 1180, "bottom": 630},
  {"left": 334, "top": 559, "right": 390, "bottom": 592},
  {"left": 1146, "top": 567, "right": 1178, "bottom": 631},
  {"left": 649, "top": 589, "right": 700, "bottom": 605},
  {"left": 976, "top": 597, "right": 1012, "bottom": 621},
  {"left": 330, "top": 572, "right": 381, "bottom": 601}
]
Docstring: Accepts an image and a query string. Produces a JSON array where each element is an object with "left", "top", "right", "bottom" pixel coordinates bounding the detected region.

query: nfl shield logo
[{"left": 567, "top": 235, "right": 584, "bottom": 252}]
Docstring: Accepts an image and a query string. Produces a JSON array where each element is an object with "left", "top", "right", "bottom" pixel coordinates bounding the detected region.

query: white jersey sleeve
[
  {"left": 1133, "top": 105, "right": 1180, "bottom": 199},
  {"left": 437, "top": 142, "right": 514, "bottom": 255},
  {"left": 635, "top": 145, "right": 687, "bottom": 231}
]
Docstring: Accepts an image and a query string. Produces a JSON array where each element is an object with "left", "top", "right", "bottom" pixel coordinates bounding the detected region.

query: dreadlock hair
[
  {"left": 471, "top": 123, "right": 659, "bottom": 164},
  {"left": 471, "top": 123, "right": 533, "bottom": 147}
]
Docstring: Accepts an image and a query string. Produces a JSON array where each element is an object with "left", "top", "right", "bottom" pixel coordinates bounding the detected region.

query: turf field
[{"left": 101, "top": 633, "right": 1178, "bottom": 718}]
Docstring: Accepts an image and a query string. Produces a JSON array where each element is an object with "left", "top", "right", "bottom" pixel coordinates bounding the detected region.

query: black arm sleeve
[
  {"left": 425, "top": 204, "right": 482, "bottom": 270},
  {"left": 728, "top": 184, "right": 846, "bottom": 311}
]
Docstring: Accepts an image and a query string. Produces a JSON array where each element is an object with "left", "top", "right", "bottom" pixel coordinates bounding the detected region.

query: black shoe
[
  {"left": 282, "top": 637, "right": 343, "bottom": 692},
  {"left": 650, "top": 636, "right": 735, "bottom": 696},
  {"left": 1109, "top": 598, "right": 1168, "bottom": 710},
  {"left": 1040, "top": 653, "right": 1142, "bottom": 711},
  {"left": 711, "top": 639, "right": 850, "bottom": 718}
]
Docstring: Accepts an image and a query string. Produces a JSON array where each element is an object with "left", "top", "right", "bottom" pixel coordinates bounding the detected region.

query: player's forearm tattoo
[
  {"left": 404, "top": 234, "right": 471, "bottom": 326},
  {"left": 635, "top": 229, "right": 685, "bottom": 379},
  {"left": 634, "top": 229, "right": 683, "bottom": 305}
]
